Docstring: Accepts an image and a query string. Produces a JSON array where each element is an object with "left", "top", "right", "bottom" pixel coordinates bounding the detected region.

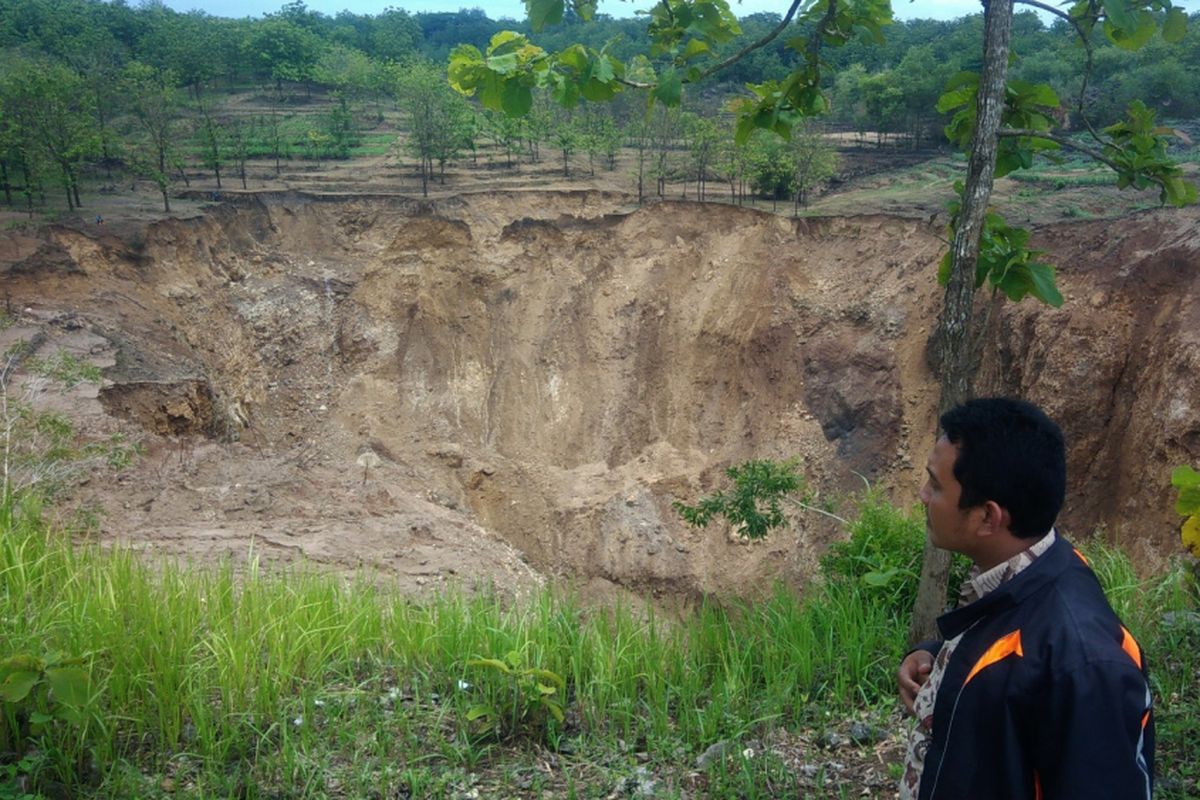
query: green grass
[
  {"left": 0, "top": 491, "right": 904, "bottom": 798},
  {"left": 1, "top": 491, "right": 1196, "bottom": 799},
  {"left": 1007, "top": 170, "right": 1116, "bottom": 188}
]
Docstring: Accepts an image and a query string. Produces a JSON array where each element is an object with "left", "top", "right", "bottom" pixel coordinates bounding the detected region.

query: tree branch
[
  {"left": 618, "top": 77, "right": 654, "bottom": 89},
  {"left": 997, "top": 127, "right": 1122, "bottom": 172},
  {"left": 803, "top": 0, "right": 840, "bottom": 72},
  {"left": 1013, "top": 0, "right": 1074, "bottom": 24},
  {"left": 693, "top": 0, "right": 809, "bottom": 83},
  {"left": 1015, "top": 0, "right": 1106, "bottom": 144}
]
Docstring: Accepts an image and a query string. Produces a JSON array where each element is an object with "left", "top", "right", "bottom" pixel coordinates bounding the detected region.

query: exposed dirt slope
[{"left": 2, "top": 193, "right": 1197, "bottom": 599}]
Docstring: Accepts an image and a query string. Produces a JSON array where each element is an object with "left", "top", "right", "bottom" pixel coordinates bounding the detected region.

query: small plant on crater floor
[
  {"left": 464, "top": 648, "right": 565, "bottom": 741},
  {"left": 673, "top": 458, "right": 846, "bottom": 540}
]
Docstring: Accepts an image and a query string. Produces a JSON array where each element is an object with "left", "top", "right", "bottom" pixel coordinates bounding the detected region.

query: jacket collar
[{"left": 936, "top": 535, "right": 1075, "bottom": 640}]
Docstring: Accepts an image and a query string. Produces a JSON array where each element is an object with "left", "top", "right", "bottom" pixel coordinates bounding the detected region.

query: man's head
[{"left": 920, "top": 398, "right": 1065, "bottom": 564}]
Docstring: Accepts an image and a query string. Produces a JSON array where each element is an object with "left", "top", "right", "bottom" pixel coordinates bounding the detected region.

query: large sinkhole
[{"left": 5, "top": 192, "right": 1199, "bottom": 597}]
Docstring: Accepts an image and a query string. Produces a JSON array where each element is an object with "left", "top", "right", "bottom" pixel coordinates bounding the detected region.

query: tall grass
[
  {"left": 2, "top": 490, "right": 1196, "bottom": 798},
  {"left": 0, "top": 493, "right": 908, "bottom": 797}
]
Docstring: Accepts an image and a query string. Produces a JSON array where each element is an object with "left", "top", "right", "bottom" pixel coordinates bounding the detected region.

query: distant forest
[
  {"left": 1, "top": 0, "right": 1198, "bottom": 211},
  {"left": 4, "top": 0, "right": 1200, "bottom": 129}
]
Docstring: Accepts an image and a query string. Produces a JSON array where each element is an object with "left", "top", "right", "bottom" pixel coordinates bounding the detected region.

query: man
[{"left": 897, "top": 398, "right": 1153, "bottom": 800}]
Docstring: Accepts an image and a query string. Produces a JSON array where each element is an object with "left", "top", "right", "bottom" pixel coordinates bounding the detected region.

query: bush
[{"left": 820, "top": 493, "right": 969, "bottom": 620}]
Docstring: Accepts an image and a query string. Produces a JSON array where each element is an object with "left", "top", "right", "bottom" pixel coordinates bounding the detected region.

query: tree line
[
  {"left": 1, "top": 0, "right": 1196, "bottom": 214},
  {"left": 4, "top": 0, "right": 1198, "bottom": 126}
]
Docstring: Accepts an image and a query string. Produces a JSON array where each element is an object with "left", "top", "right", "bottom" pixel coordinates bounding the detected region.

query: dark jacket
[{"left": 915, "top": 536, "right": 1153, "bottom": 800}]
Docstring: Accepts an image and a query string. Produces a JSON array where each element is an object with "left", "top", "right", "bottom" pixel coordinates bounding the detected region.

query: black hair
[{"left": 939, "top": 397, "right": 1066, "bottom": 539}]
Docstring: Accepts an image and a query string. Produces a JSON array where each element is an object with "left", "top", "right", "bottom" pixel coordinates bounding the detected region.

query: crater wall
[{"left": 2, "top": 192, "right": 1196, "bottom": 595}]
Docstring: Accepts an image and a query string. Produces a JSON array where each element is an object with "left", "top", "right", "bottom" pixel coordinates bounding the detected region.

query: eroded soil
[{"left": 3, "top": 188, "right": 1198, "bottom": 601}]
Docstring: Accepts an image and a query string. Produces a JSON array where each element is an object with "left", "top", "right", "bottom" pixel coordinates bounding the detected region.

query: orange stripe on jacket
[
  {"left": 964, "top": 630, "right": 1023, "bottom": 686},
  {"left": 1120, "top": 626, "right": 1143, "bottom": 669}
]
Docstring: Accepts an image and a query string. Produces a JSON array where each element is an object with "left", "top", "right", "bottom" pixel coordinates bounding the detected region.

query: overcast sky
[{"left": 155, "top": 0, "right": 1200, "bottom": 24}]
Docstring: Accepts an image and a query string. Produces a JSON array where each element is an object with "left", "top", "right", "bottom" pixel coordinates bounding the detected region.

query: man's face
[{"left": 919, "top": 436, "right": 978, "bottom": 556}]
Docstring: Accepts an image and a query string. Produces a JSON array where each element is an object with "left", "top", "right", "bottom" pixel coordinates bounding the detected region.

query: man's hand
[{"left": 899, "top": 650, "right": 934, "bottom": 715}]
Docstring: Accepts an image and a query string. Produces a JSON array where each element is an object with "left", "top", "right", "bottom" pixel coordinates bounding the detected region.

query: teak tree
[{"left": 447, "top": 0, "right": 1195, "bottom": 641}]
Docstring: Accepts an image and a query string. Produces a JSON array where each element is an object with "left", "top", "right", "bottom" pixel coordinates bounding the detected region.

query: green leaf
[
  {"left": 489, "top": 30, "right": 529, "bottom": 53},
  {"left": 45, "top": 666, "right": 89, "bottom": 709},
  {"left": 653, "top": 68, "right": 682, "bottom": 107},
  {"left": 1105, "top": 10, "right": 1157, "bottom": 50},
  {"left": 581, "top": 79, "right": 618, "bottom": 102},
  {"left": 937, "top": 251, "right": 952, "bottom": 286},
  {"left": 1016, "top": 81, "right": 1059, "bottom": 108},
  {"left": 1171, "top": 465, "right": 1200, "bottom": 491},
  {"left": 501, "top": 80, "right": 533, "bottom": 117},
  {"left": 467, "top": 657, "right": 512, "bottom": 673},
  {"left": 553, "top": 77, "right": 581, "bottom": 107},
  {"left": 734, "top": 114, "right": 757, "bottom": 147},
  {"left": 0, "top": 670, "right": 39, "bottom": 703},
  {"left": 593, "top": 55, "right": 616, "bottom": 84},
  {"left": 487, "top": 52, "right": 521, "bottom": 76},
  {"left": 1101, "top": 0, "right": 1137, "bottom": 32},
  {"left": 0, "top": 654, "right": 42, "bottom": 673},
  {"left": 466, "top": 704, "right": 493, "bottom": 721},
  {"left": 29, "top": 711, "right": 54, "bottom": 725},
  {"left": 1162, "top": 7, "right": 1187, "bottom": 43},
  {"left": 571, "top": 0, "right": 598, "bottom": 22},
  {"left": 862, "top": 569, "right": 899, "bottom": 587},
  {"left": 1173, "top": 465, "right": 1200, "bottom": 516},
  {"left": 543, "top": 699, "right": 565, "bottom": 722},
  {"left": 1176, "top": 486, "right": 1200, "bottom": 516},
  {"left": 556, "top": 44, "right": 587, "bottom": 71},
  {"left": 1163, "top": 176, "right": 1198, "bottom": 207},
  {"left": 1026, "top": 262, "right": 1064, "bottom": 307},
  {"left": 479, "top": 72, "right": 506, "bottom": 112},
  {"left": 682, "top": 39, "right": 710, "bottom": 61},
  {"left": 531, "top": 668, "right": 565, "bottom": 688},
  {"left": 526, "top": 0, "right": 565, "bottom": 32},
  {"left": 993, "top": 264, "right": 1028, "bottom": 301},
  {"left": 536, "top": 683, "right": 557, "bottom": 695},
  {"left": 943, "top": 70, "right": 979, "bottom": 92}
]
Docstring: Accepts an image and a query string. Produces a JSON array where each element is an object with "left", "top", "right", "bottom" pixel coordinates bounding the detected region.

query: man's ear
[{"left": 977, "top": 500, "right": 1010, "bottom": 537}]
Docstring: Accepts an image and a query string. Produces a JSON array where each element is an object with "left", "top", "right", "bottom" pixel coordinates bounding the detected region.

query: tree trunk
[
  {"left": 908, "top": 0, "right": 1014, "bottom": 647},
  {"left": 22, "top": 163, "right": 34, "bottom": 215}
]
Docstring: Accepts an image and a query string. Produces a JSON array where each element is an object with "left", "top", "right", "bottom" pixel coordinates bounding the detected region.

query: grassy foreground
[{"left": 1, "top": 493, "right": 1197, "bottom": 799}]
